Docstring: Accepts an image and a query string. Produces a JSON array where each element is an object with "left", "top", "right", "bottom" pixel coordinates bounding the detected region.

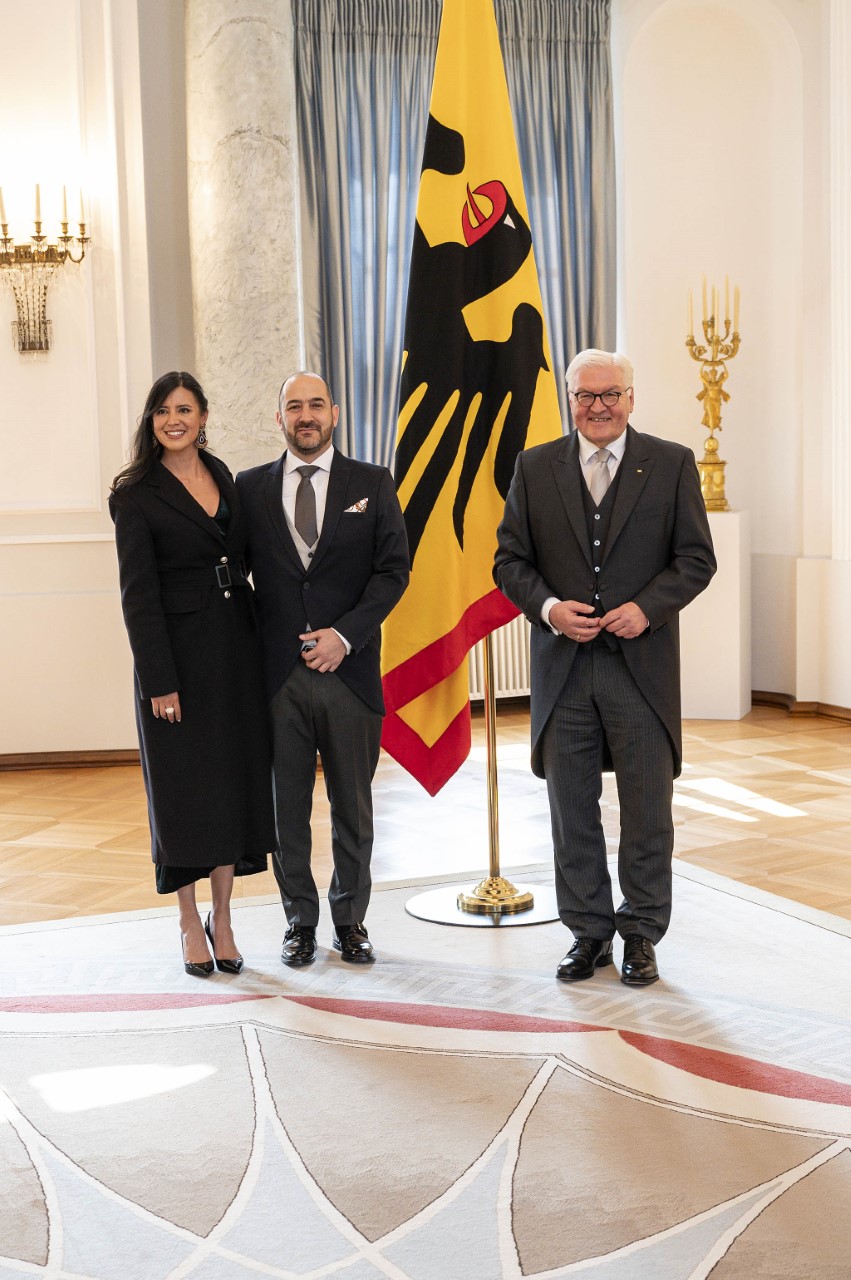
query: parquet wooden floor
[{"left": 0, "top": 705, "right": 849, "bottom": 927}]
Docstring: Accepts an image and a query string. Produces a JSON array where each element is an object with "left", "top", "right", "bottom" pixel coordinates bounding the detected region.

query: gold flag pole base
[
  {"left": 405, "top": 881, "right": 559, "bottom": 928},
  {"left": 457, "top": 875, "right": 534, "bottom": 914}
]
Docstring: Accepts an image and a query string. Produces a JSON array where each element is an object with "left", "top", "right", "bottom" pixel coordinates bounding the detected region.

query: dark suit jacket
[
  {"left": 494, "top": 426, "right": 716, "bottom": 779},
  {"left": 236, "top": 449, "right": 410, "bottom": 713}
]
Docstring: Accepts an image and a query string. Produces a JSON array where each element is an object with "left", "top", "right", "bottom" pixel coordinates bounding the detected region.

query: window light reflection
[
  {"left": 30, "top": 1064, "right": 216, "bottom": 1113},
  {"left": 672, "top": 794, "right": 757, "bottom": 822},
  {"left": 676, "top": 777, "right": 807, "bottom": 817}
]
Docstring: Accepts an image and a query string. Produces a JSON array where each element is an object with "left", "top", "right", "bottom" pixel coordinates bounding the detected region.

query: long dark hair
[{"left": 111, "top": 371, "right": 209, "bottom": 492}]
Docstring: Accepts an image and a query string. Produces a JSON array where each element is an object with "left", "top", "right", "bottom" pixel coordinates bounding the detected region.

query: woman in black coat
[{"left": 110, "top": 372, "right": 275, "bottom": 976}]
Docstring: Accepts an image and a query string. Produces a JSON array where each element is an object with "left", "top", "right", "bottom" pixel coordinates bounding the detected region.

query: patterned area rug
[{"left": 1, "top": 862, "right": 850, "bottom": 1279}]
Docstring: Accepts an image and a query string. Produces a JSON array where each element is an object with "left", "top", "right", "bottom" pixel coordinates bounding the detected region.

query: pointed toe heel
[
  {"left": 181, "top": 936, "right": 214, "bottom": 978},
  {"left": 205, "top": 912, "right": 244, "bottom": 975}
]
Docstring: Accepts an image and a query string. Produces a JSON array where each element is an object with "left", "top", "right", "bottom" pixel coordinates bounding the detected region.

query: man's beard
[{"left": 288, "top": 421, "right": 332, "bottom": 455}]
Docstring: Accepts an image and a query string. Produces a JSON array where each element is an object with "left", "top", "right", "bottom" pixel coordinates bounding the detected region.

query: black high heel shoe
[
  {"left": 205, "top": 912, "right": 244, "bottom": 975},
  {"left": 181, "top": 933, "right": 214, "bottom": 978}
]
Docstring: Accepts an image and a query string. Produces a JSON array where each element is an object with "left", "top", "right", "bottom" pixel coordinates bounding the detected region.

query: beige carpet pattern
[{"left": 0, "top": 863, "right": 850, "bottom": 1278}]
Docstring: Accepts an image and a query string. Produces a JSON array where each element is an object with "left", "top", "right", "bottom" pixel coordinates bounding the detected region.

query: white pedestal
[{"left": 680, "top": 510, "right": 751, "bottom": 720}]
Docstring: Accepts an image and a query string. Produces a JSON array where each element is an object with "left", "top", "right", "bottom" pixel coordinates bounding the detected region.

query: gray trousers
[
  {"left": 270, "top": 662, "right": 382, "bottom": 928},
  {"left": 541, "top": 644, "right": 674, "bottom": 943}
]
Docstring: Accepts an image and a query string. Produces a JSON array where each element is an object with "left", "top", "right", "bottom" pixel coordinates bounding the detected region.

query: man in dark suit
[
  {"left": 237, "top": 372, "right": 409, "bottom": 966},
  {"left": 494, "top": 350, "right": 715, "bottom": 986}
]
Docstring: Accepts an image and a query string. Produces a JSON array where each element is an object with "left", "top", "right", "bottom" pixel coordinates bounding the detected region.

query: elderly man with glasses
[{"left": 495, "top": 349, "right": 715, "bottom": 986}]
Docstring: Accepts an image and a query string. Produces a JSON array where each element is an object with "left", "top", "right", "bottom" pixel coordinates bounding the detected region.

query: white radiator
[{"left": 468, "top": 614, "right": 532, "bottom": 700}]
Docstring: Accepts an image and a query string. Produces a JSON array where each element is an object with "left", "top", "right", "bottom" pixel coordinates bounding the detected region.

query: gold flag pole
[
  {"left": 456, "top": 633, "right": 534, "bottom": 913},
  {"left": 404, "top": 629, "right": 559, "bottom": 928}
]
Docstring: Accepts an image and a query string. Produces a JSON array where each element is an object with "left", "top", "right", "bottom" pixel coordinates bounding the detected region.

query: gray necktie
[
  {"left": 294, "top": 465, "right": 319, "bottom": 546},
  {"left": 589, "top": 448, "right": 613, "bottom": 505}
]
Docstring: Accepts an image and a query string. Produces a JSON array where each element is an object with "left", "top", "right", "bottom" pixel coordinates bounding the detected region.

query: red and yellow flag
[{"left": 381, "top": 0, "right": 561, "bottom": 795}]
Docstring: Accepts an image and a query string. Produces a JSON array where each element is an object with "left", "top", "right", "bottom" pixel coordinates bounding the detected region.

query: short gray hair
[{"left": 565, "top": 349, "right": 634, "bottom": 390}]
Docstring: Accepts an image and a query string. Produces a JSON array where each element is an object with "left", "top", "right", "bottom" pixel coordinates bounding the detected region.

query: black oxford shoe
[
  {"left": 281, "top": 924, "right": 317, "bottom": 967},
  {"left": 332, "top": 923, "right": 375, "bottom": 964},
  {"left": 556, "top": 937, "right": 614, "bottom": 982},
  {"left": 620, "top": 935, "right": 659, "bottom": 986}
]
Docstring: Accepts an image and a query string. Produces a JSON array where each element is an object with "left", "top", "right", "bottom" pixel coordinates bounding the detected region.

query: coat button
[
  {"left": 303, "top": 582, "right": 310, "bottom": 590},
  {"left": 224, "top": 591, "right": 231, "bottom": 599},
  {"left": 220, "top": 556, "right": 228, "bottom": 564}
]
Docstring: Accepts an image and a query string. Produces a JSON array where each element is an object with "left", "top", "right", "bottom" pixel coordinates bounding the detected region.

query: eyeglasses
[{"left": 569, "top": 388, "right": 632, "bottom": 409}]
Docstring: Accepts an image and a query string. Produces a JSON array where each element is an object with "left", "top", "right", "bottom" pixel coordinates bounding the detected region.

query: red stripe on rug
[
  {"left": 285, "top": 995, "right": 605, "bottom": 1033},
  {"left": 621, "top": 1031, "right": 851, "bottom": 1106},
  {"left": 0, "top": 994, "right": 275, "bottom": 1013}
]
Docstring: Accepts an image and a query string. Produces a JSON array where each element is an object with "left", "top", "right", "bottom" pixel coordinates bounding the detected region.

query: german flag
[{"left": 381, "top": 0, "right": 561, "bottom": 796}]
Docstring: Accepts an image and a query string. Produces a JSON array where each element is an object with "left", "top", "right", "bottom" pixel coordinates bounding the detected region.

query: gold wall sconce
[{"left": 0, "top": 185, "right": 90, "bottom": 353}]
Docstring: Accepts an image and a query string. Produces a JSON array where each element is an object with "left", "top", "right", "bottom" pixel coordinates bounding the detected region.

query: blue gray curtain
[{"left": 293, "top": 0, "right": 614, "bottom": 464}]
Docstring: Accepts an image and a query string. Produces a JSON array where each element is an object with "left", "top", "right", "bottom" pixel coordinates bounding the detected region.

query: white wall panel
[{"left": 0, "top": 0, "right": 155, "bottom": 754}]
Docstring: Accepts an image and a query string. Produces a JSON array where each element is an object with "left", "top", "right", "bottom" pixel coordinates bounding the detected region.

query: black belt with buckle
[{"left": 158, "top": 564, "right": 247, "bottom": 593}]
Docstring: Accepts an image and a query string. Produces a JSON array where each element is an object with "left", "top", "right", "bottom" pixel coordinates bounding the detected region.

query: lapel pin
[{"left": 636, "top": 469, "right": 643, "bottom": 474}]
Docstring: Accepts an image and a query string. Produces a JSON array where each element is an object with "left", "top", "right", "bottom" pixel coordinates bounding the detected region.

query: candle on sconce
[
  {"left": 725, "top": 275, "right": 730, "bottom": 324},
  {"left": 61, "top": 185, "right": 68, "bottom": 224},
  {"left": 702, "top": 274, "right": 707, "bottom": 323},
  {"left": 79, "top": 189, "right": 85, "bottom": 227},
  {"left": 712, "top": 286, "right": 718, "bottom": 326},
  {"left": 688, "top": 289, "right": 694, "bottom": 338},
  {"left": 35, "top": 184, "right": 41, "bottom": 223},
  {"left": 733, "top": 285, "right": 740, "bottom": 331},
  {"left": 0, "top": 186, "right": 6, "bottom": 226}
]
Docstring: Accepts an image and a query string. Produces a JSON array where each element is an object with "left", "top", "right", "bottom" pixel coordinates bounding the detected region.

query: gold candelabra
[
  {"left": 685, "top": 277, "right": 741, "bottom": 511},
  {"left": 0, "top": 184, "right": 90, "bottom": 353}
]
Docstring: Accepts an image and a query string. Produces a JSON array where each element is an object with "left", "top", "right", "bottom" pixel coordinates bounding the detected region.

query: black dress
[{"left": 110, "top": 454, "right": 275, "bottom": 893}]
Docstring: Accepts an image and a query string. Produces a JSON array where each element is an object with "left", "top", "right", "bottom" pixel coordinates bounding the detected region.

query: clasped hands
[
  {"left": 299, "top": 628, "right": 346, "bottom": 673},
  {"left": 549, "top": 600, "right": 648, "bottom": 643}
]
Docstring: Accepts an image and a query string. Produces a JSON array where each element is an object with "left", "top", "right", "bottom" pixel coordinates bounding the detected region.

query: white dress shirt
[{"left": 576, "top": 427, "right": 627, "bottom": 488}]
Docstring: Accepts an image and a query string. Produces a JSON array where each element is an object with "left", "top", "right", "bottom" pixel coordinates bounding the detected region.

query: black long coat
[
  {"left": 494, "top": 426, "right": 716, "bottom": 779},
  {"left": 110, "top": 454, "right": 275, "bottom": 868}
]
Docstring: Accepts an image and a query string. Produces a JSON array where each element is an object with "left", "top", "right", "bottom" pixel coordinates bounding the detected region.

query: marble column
[{"left": 185, "top": 0, "right": 301, "bottom": 473}]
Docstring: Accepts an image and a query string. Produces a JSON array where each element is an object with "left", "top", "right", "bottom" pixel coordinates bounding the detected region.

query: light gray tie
[
  {"left": 589, "top": 448, "right": 613, "bottom": 505},
  {"left": 294, "top": 465, "right": 319, "bottom": 546}
]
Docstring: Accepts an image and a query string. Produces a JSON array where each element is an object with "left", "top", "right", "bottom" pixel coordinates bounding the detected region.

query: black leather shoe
[
  {"left": 205, "top": 912, "right": 244, "bottom": 975},
  {"left": 281, "top": 924, "right": 317, "bottom": 967},
  {"left": 556, "top": 937, "right": 613, "bottom": 982},
  {"left": 181, "top": 935, "right": 214, "bottom": 978},
  {"left": 332, "top": 923, "right": 375, "bottom": 964},
  {"left": 621, "top": 935, "right": 659, "bottom": 986}
]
